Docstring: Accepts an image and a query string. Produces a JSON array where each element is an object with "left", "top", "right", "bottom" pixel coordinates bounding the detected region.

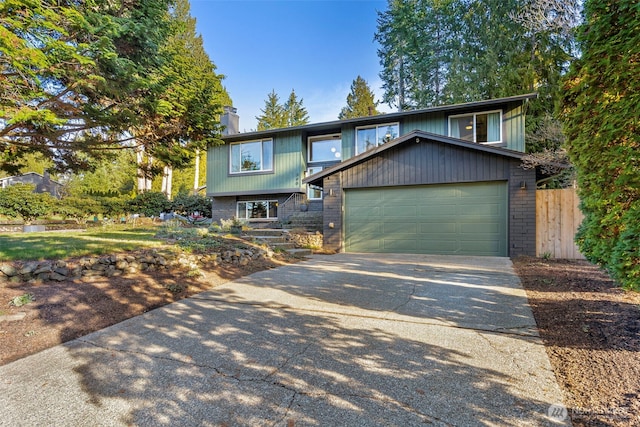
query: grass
[
  {"left": 0, "top": 226, "right": 162, "bottom": 261},
  {"left": 9, "top": 293, "right": 34, "bottom": 307}
]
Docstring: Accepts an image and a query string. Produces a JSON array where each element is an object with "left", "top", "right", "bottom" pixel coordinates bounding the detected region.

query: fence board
[{"left": 536, "top": 188, "right": 585, "bottom": 259}]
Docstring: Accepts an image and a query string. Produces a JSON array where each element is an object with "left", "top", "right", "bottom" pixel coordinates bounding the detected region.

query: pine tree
[{"left": 339, "top": 76, "right": 380, "bottom": 119}]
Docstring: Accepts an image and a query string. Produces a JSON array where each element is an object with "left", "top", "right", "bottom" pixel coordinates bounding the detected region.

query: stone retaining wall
[
  {"left": 0, "top": 246, "right": 274, "bottom": 284},
  {"left": 289, "top": 231, "right": 323, "bottom": 249}
]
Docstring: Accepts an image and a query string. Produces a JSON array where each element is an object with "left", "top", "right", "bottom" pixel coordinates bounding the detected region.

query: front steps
[
  {"left": 281, "top": 211, "right": 323, "bottom": 232},
  {"left": 242, "top": 228, "right": 312, "bottom": 257}
]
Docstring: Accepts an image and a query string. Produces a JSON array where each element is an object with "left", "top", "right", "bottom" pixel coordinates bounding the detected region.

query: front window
[
  {"left": 237, "top": 200, "right": 278, "bottom": 220},
  {"left": 230, "top": 139, "right": 273, "bottom": 173},
  {"left": 355, "top": 123, "right": 399, "bottom": 154},
  {"left": 306, "top": 167, "right": 323, "bottom": 200},
  {"left": 308, "top": 134, "right": 342, "bottom": 162},
  {"left": 449, "top": 111, "right": 502, "bottom": 144}
]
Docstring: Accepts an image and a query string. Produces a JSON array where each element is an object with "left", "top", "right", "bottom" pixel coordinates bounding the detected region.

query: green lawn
[{"left": 0, "top": 226, "right": 162, "bottom": 261}]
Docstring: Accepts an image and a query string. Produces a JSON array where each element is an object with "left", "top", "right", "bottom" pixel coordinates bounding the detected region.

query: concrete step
[
  {"left": 285, "top": 248, "right": 313, "bottom": 257},
  {"left": 244, "top": 228, "right": 288, "bottom": 237},
  {"left": 242, "top": 228, "right": 313, "bottom": 257},
  {"left": 270, "top": 242, "right": 296, "bottom": 250},
  {"left": 249, "top": 235, "right": 288, "bottom": 244}
]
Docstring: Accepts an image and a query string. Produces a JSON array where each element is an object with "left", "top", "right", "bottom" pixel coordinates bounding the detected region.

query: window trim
[
  {"left": 236, "top": 200, "right": 278, "bottom": 221},
  {"left": 448, "top": 110, "right": 503, "bottom": 145},
  {"left": 229, "top": 138, "right": 274, "bottom": 175},
  {"left": 307, "top": 133, "right": 342, "bottom": 163},
  {"left": 355, "top": 122, "right": 400, "bottom": 155},
  {"left": 306, "top": 167, "right": 323, "bottom": 200}
]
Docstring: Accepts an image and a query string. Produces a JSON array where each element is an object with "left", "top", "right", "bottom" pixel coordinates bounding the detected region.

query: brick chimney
[{"left": 221, "top": 106, "right": 239, "bottom": 135}]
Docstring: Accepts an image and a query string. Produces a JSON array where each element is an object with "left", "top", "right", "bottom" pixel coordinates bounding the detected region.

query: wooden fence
[{"left": 536, "top": 188, "right": 585, "bottom": 259}]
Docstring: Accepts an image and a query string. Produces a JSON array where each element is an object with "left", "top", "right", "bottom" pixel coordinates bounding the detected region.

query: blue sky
[{"left": 190, "top": 0, "right": 393, "bottom": 132}]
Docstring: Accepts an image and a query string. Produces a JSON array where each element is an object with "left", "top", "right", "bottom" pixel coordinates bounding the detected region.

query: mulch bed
[{"left": 513, "top": 256, "right": 640, "bottom": 427}]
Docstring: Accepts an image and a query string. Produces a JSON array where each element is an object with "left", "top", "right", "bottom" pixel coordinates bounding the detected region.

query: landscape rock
[
  {"left": 1, "top": 245, "right": 270, "bottom": 283},
  {"left": 0, "top": 264, "right": 18, "bottom": 277}
]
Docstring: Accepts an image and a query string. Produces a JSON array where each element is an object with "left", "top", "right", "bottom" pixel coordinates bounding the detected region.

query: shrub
[
  {"left": 610, "top": 203, "right": 640, "bottom": 290},
  {"left": 53, "top": 197, "right": 103, "bottom": 224},
  {"left": 171, "top": 193, "right": 212, "bottom": 217},
  {"left": 95, "top": 197, "right": 127, "bottom": 218},
  {"left": 127, "top": 191, "right": 171, "bottom": 217},
  {"left": 0, "top": 184, "right": 53, "bottom": 224}
]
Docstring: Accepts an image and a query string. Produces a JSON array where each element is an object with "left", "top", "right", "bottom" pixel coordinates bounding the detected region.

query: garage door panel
[
  {"left": 347, "top": 206, "right": 381, "bottom": 218},
  {"left": 460, "top": 240, "right": 502, "bottom": 254},
  {"left": 381, "top": 190, "right": 419, "bottom": 204},
  {"left": 346, "top": 222, "right": 381, "bottom": 235},
  {"left": 419, "top": 204, "right": 457, "bottom": 216},
  {"left": 383, "top": 206, "right": 418, "bottom": 217},
  {"left": 458, "top": 204, "right": 502, "bottom": 217},
  {"left": 420, "top": 223, "right": 457, "bottom": 233},
  {"left": 460, "top": 223, "right": 501, "bottom": 234},
  {"left": 382, "top": 239, "right": 418, "bottom": 251},
  {"left": 417, "top": 240, "right": 459, "bottom": 253},
  {"left": 345, "top": 182, "right": 507, "bottom": 256},
  {"left": 384, "top": 222, "right": 418, "bottom": 234}
]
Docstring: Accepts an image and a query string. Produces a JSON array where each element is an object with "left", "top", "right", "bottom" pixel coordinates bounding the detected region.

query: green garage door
[{"left": 345, "top": 182, "right": 508, "bottom": 256}]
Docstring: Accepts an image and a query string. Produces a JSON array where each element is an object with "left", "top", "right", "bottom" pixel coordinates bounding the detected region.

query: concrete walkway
[{"left": 0, "top": 254, "right": 569, "bottom": 426}]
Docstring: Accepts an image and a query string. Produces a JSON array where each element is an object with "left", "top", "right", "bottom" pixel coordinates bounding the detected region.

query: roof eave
[{"left": 222, "top": 93, "right": 537, "bottom": 143}]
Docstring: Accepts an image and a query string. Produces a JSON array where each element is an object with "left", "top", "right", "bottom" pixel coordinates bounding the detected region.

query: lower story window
[
  {"left": 307, "top": 167, "right": 323, "bottom": 200},
  {"left": 237, "top": 200, "right": 278, "bottom": 220}
]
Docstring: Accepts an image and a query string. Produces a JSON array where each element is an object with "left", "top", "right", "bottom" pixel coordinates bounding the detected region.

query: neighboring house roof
[
  {"left": 0, "top": 172, "right": 63, "bottom": 198},
  {"left": 0, "top": 172, "right": 62, "bottom": 186},
  {"left": 304, "top": 130, "right": 525, "bottom": 187},
  {"left": 222, "top": 93, "right": 537, "bottom": 142}
]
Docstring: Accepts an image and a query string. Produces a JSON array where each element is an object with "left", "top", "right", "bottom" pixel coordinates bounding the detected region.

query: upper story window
[
  {"left": 308, "top": 134, "right": 341, "bottom": 163},
  {"left": 449, "top": 111, "right": 502, "bottom": 144},
  {"left": 355, "top": 123, "right": 399, "bottom": 155},
  {"left": 230, "top": 139, "right": 273, "bottom": 174}
]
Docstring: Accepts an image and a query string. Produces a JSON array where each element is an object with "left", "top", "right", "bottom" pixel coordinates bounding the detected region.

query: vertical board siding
[
  {"left": 536, "top": 188, "right": 585, "bottom": 259},
  {"left": 402, "top": 112, "right": 446, "bottom": 135},
  {"left": 504, "top": 102, "right": 525, "bottom": 152},
  {"left": 342, "top": 141, "right": 511, "bottom": 188},
  {"left": 207, "top": 132, "right": 304, "bottom": 195}
]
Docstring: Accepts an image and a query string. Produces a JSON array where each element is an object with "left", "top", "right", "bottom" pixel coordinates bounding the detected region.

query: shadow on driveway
[{"left": 0, "top": 254, "right": 567, "bottom": 426}]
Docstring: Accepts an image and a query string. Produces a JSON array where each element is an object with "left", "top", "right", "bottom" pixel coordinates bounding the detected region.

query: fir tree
[{"left": 339, "top": 76, "right": 380, "bottom": 119}]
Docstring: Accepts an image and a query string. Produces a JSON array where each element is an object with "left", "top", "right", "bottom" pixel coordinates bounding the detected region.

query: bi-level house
[{"left": 207, "top": 93, "right": 537, "bottom": 257}]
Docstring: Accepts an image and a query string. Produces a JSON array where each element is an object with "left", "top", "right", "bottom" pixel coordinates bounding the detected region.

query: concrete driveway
[{"left": 0, "top": 254, "right": 568, "bottom": 426}]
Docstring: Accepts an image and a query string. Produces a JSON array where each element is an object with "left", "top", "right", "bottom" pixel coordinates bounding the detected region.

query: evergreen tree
[
  {"left": 284, "top": 90, "right": 310, "bottom": 127},
  {"left": 0, "top": 0, "right": 174, "bottom": 173},
  {"left": 256, "top": 90, "right": 287, "bottom": 131},
  {"left": 65, "top": 150, "right": 138, "bottom": 197},
  {"left": 339, "top": 76, "right": 380, "bottom": 119},
  {"left": 375, "top": 0, "right": 417, "bottom": 110},
  {"left": 374, "top": 0, "right": 578, "bottom": 111},
  {"left": 560, "top": 0, "right": 640, "bottom": 289},
  {"left": 138, "top": 0, "right": 228, "bottom": 172}
]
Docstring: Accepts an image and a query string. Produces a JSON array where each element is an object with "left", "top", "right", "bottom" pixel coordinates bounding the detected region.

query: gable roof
[
  {"left": 223, "top": 93, "right": 537, "bottom": 143},
  {"left": 303, "top": 130, "right": 525, "bottom": 187},
  {"left": 0, "top": 172, "right": 62, "bottom": 186}
]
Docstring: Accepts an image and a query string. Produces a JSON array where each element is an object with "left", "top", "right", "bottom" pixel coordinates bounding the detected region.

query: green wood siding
[
  {"left": 207, "top": 132, "right": 305, "bottom": 196},
  {"left": 401, "top": 111, "right": 447, "bottom": 136},
  {"left": 344, "top": 182, "right": 508, "bottom": 256},
  {"left": 503, "top": 101, "right": 525, "bottom": 152}
]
